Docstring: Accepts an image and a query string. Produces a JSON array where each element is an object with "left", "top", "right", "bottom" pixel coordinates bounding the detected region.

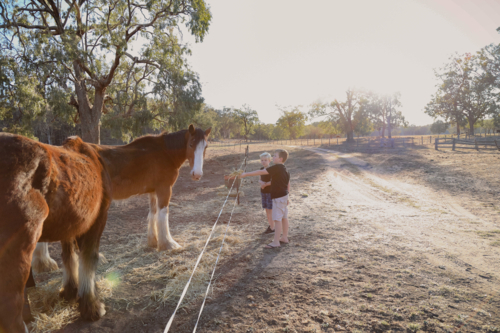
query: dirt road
[{"left": 194, "top": 145, "right": 500, "bottom": 333}]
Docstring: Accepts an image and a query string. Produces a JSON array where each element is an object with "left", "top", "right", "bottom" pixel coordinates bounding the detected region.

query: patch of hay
[
  {"left": 227, "top": 169, "right": 244, "bottom": 177},
  {"left": 27, "top": 278, "right": 77, "bottom": 333},
  {"left": 29, "top": 188, "right": 249, "bottom": 332},
  {"left": 27, "top": 273, "right": 116, "bottom": 332}
]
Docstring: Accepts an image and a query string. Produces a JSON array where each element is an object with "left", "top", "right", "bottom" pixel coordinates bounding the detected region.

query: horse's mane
[
  {"left": 162, "top": 129, "right": 188, "bottom": 151},
  {"left": 163, "top": 128, "right": 206, "bottom": 150},
  {"left": 123, "top": 128, "right": 205, "bottom": 151}
]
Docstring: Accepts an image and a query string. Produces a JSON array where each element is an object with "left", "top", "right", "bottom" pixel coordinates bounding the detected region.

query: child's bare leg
[
  {"left": 268, "top": 220, "right": 282, "bottom": 247},
  {"left": 266, "top": 209, "right": 275, "bottom": 230},
  {"left": 280, "top": 218, "right": 289, "bottom": 243}
]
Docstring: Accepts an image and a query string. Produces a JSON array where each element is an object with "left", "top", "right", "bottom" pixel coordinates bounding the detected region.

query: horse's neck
[{"left": 98, "top": 138, "right": 186, "bottom": 199}]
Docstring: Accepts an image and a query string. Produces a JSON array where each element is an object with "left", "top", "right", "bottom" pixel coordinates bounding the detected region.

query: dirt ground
[{"left": 29, "top": 143, "right": 500, "bottom": 333}]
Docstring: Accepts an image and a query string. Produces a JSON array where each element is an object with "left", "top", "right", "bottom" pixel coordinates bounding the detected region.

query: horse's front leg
[
  {"left": 32, "top": 242, "right": 58, "bottom": 273},
  {"left": 156, "top": 187, "right": 181, "bottom": 251},
  {"left": 76, "top": 201, "right": 110, "bottom": 321},
  {"left": 147, "top": 193, "right": 158, "bottom": 248}
]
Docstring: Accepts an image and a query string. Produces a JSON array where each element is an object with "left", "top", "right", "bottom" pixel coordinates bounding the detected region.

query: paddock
[{"left": 26, "top": 144, "right": 500, "bottom": 332}]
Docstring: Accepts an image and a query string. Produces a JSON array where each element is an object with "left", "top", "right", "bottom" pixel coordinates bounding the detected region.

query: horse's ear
[
  {"left": 188, "top": 124, "right": 196, "bottom": 135},
  {"left": 205, "top": 127, "right": 211, "bottom": 137}
]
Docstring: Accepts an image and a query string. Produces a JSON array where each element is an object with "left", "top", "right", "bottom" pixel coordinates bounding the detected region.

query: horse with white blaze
[{"left": 0, "top": 125, "right": 210, "bottom": 333}]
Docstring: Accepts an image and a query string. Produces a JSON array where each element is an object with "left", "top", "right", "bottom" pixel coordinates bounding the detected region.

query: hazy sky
[{"left": 181, "top": 0, "right": 500, "bottom": 126}]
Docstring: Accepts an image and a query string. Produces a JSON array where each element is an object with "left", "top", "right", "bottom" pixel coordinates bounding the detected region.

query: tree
[
  {"left": 191, "top": 104, "right": 219, "bottom": 138},
  {"left": 317, "top": 120, "right": 342, "bottom": 137},
  {"left": 276, "top": 106, "right": 307, "bottom": 139},
  {"left": 426, "top": 53, "right": 499, "bottom": 136},
  {"left": 216, "top": 107, "right": 240, "bottom": 139},
  {"left": 363, "top": 92, "right": 406, "bottom": 137},
  {"left": 425, "top": 90, "right": 465, "bottom": 137},
  {"left": 430, "top": 120, "right": 448, "bottom": 134},
  {"left": 309, "top": 89, "right": 366, "bottom": 142},
  {"left": 0, "top": 0, "right": 211, "bottom": 143},
  {"left": 253, "top": 122, "right": 274, "bottom": 140},
  {"left": 233, "top": 104, "right": 258, "bottom": 141}
]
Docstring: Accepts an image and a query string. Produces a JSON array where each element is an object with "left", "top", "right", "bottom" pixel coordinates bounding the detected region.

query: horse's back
[
  {"left": 0, "top": 133, "right": 110, "bottom": 241},
  {"left": 0, "top": 133, "right": 51, "bottom": 202}
]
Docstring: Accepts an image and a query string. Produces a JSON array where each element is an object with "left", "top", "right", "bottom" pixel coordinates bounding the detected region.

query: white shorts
[{"left": 272, "top": 195, "right": 289, "bottom": 221}]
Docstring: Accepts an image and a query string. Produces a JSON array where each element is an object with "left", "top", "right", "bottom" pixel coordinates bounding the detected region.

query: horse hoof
[
  {"left": 59, "top": 285, "right": 78, "bottom": 302},
  {"left": 147, "top": 237, "right": 158, "bottom": 248},
  {"left": 32, "top": 257, "right": 59, "bottom": 274},
  {"left": 79, "top": 299, "right": 106, "bottom": 321},
  {"left": 157, "top": 240, "right": 181, "bottom": 251}
]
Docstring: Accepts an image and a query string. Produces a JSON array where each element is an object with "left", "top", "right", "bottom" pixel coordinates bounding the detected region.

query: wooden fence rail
[{"left": 435, "top": 138, "right": 500, "bottom": 152}]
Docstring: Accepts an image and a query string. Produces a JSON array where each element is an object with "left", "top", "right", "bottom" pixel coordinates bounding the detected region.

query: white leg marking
[
  {"left": 77, "top": 256, "right": 106, "bottom": 317},
  {"left": 191, "top": 140, "right": 206, "bottom": 179},
  {"left": 147, "top": 210, "right": 158, "bottom": 247},
  {"left": 147, "top": 193, "right": 158, "bottom": 247},
  {"left": 78, "top": 254, "right": 94, "bottom": 298},
  {"left": 157, "top": 207, "right": 180, "bottom": 251},
  {"left": 32, "top": 242, "right": 59, "bottom": 274},
  {"left": 98, "top": 253, "right": 108, "bottom": 265}
]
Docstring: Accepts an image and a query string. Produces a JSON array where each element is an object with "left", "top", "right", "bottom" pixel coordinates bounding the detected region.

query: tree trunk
[
  {"left": 346, "top": 130, "right": 354, "bottom": 142},
  {"left": 73, "top": 62, "right": 102, "bottom": 144},
  {"left": 469, "top": 120, "right": 475, "bottom": 137},
  {"left": 381, "top": 125, "right": 386, "bottom": 138}
]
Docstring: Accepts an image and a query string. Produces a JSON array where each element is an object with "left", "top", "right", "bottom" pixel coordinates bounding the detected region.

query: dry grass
[
  {"left": 27, "top": 276, "right": 114, "bottom": 333},
  {"left": 28, "top": 220, "right": 249, "bottom": 332}
]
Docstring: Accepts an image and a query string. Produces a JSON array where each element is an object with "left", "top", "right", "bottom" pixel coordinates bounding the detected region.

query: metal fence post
[
  {"left": 435, "top": 138, "right": 439, "bottom": 150},
  {"left": 452, "top": 138, "right": 456, "bottom": 151}
]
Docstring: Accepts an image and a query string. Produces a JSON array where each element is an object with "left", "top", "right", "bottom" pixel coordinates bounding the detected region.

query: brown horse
[{"left": 0, "top": 125, "right": 210, "bottom": 333}]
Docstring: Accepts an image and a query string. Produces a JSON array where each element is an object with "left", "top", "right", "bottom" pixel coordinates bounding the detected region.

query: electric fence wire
[
  {"left": 192, "top": 152, "right": 249, "bottom": 332},
  {"left": 163, "top": 151, "right": 248, "bottom": 333}
]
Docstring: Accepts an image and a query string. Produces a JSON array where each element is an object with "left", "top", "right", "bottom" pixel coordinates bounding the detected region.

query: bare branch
[{"left": 123, "top": 52, "right": 160, "bottom": 69}]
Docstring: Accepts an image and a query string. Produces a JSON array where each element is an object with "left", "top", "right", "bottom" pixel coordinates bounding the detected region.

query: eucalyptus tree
[
  {"left": 233, "top": 104, "right": 258, "bottom": 142},
  {"left": 215, "top": 107, "right": 239, "bottom": 139},
  {"left": 276, "top": 106, "right": 307, "bottom": 139},
  {"left": 309, "top": 89, "right": 366, "bottom": 142},
  {"left": 426, "top": 53, "right": 498, "bottom": 136},
  {"left": 0, "top": 0, "right": 211, "bottom": 143},
  {"left": 363, "top": 92, "right": 406, "bottom": 138}
]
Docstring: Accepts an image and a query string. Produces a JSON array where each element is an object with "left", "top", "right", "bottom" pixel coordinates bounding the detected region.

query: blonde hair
[{"left": 260, "top": 152, "right": 272, "bottom": 160}]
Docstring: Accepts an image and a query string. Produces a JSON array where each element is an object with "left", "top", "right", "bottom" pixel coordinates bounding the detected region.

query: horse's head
[{"left": 185, "top": 124, "right": 211, "bottom": 181}]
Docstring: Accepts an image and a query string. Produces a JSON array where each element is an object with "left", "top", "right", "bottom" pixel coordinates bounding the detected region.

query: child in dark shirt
[
  {"left": 240, "top": 149, "right": 290, "bottom": 248},
  {"left": 259, "top": 152, "right": 274, "bottom": 234}
]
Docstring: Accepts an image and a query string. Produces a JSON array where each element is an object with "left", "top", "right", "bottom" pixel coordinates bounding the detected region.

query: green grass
[{"left": 407, "top": 323, "right": 421, "bottom": 332}]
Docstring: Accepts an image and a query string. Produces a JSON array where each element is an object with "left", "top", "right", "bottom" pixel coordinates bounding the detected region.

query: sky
[{"left": 181, "top": 0, "right": 500, "bottom": 126}]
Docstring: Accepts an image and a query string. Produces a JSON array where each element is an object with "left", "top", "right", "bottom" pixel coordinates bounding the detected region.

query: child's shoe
[{"left": 264, "top": 226, "right": 275, "bottom": 234}]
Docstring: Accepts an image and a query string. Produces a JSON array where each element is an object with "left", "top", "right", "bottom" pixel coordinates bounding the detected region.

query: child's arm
[
  {"left": 240, "top": 169, "right": 269, "bottom": 178},
  {"left": 259, "top": 180, "right": 271, "bottom": 187},
  {"left": 258, "top": 180, "right": 271, "bottom": 189}
]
